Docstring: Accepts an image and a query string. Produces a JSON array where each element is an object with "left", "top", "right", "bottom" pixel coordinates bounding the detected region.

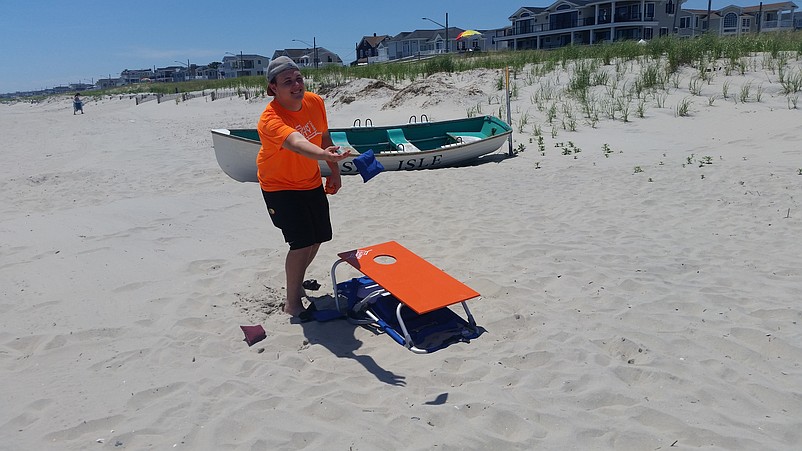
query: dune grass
[{"left": 83, "top": 31, "right": 802, "bottom": 98}]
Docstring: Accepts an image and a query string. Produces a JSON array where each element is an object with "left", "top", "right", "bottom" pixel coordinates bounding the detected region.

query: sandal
[
  {"left": 302, "top": 279, "right": 321, "bottom": 291},
  {"left": 296, "top": 303, "right": 317, "bottom": 323}
]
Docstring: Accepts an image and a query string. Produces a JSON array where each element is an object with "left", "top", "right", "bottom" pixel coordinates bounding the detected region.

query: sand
[{"left": 2, "top": 55, "right": 801, "bottom": 450}]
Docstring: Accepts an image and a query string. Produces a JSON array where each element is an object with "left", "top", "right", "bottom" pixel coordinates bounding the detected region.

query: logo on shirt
[{"left": 296, "top": 121, "right": 321, "bottom": 140}]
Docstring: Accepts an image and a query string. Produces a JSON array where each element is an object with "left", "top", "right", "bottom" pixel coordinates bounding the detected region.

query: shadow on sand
[
  {"left": 297, "top": 294, "right": 406, "bottom": 386},
  {"left": 451, "top": 150, "right": 517, "bottom": 169}
]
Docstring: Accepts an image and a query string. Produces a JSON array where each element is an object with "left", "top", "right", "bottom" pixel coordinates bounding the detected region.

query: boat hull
[{"left": 211, "top": 115, "right": 511, "bottom": 183}]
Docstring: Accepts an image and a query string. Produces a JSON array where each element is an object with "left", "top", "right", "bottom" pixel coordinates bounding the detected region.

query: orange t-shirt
[{"left": 256, "top": 92, "right": 328, "bottom": 192}]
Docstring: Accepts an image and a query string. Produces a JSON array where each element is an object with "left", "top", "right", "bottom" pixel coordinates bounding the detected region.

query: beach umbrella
[{"left": 456, "top": 30, "right": 482, "bottom": 40}]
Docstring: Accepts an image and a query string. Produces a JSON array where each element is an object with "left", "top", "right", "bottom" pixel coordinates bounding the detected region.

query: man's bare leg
[{"left": 283, "top": 243, "right": 321, "bottom": 316}]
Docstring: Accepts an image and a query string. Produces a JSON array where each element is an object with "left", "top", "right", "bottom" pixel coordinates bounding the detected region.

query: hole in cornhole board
[{"left": 373, "top": 255, "right": 397, "bottom": 265}]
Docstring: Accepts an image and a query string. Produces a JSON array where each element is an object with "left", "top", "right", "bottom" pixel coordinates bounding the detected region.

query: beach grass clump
[
  {"left": 617, "top": 97, "right": 632, "bottom": 122},
  {"left": 739, "top": 81, "right": 752, "bottom": 103},
  {"left": 637, "top": 98, "right": 647, "bottom": 117},
  {"left": 675, "top": 97, "right": 692, "bottom": 117},
  {"left": 780, "top": 69, "right": 802, "bottom": 94},
  {"left": 566, "top": 59, "right": 595, "bottom": 99},
  {"left": 689, "top": 77, "right": 703, "bottom": 96},
  {"left": 638, "top": 60, "right": 668, "bottom": 90},
  {"left": 423, "top": 56, "right": 456, "bottom": 75}
]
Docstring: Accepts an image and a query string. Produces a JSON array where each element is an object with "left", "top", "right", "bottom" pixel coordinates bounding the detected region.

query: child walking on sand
[{"left": 73, "top": 93, "right": 84, "bottom": 115}]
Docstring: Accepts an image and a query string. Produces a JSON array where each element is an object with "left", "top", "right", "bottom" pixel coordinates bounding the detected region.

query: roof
[
  {"left": 276, "top": 48, "right": 311, "bottom": 59},
  {"left": 742, "top": 1, "right": 798, "bottom": 12},
  {"left": 360, "top": 34, "right": 390, "bottom": 47},
  {"left": 392, "top": 27, "right": 464, "bottom": 41},
  {"left": 683, "top": 9, "right": 721, "bottom": 17}
]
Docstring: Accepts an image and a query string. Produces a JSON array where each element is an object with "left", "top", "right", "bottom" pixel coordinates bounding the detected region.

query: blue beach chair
[{"left": 330, "top": 241, "right": 483, "bottom": 353}]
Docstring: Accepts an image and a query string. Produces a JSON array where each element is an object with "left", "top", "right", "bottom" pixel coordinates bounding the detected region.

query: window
[
  {"left": 723, "top": 12, "right": 738, "bottom": 29},
  {"left": 644, "top": 28, "right": 653, "bottom": 39},
  {"left": 665, "top": 0, "right": 675, "bottom": 14},
  {"left": 646, "top": 3, "right": 655, "bottom": 19},
  {"left": 516, "top": 18, "right": 534, "bottom": 34},
  {"left": 741, "top": 18, "right": 751, "bottom": 28},
  {"left": 679, "top": 16, "right": 690, "bottom": 28}
]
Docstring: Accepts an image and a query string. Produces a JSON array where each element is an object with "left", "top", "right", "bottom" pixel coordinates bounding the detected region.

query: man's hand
[
  {"left": 324, "top": 173, "right": 342, "bottom": 194},
  {"left": 323, "top": 146, "right": 351, "bottom": 162}
]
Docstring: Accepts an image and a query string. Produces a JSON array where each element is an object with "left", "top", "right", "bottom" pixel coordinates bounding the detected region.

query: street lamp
[
  {"left": 225, "top": 51, "right": 244, "bottom": 77},
  {"left": 174, "top": 59, "right": 190, "bottom": 81},
  {"left": 292, "top": 38, "right": 318, "bottom": 69},
  {"left": 422, "top": 13, "right": 449, "bottom": 53}
]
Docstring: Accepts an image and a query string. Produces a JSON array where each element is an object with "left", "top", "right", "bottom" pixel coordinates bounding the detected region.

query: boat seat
[
  {"left": 386, "top": 128, "right": 420, "bottom": 152},
  {"left": 329, "top": 131, "right": 352, "bottom": 150},
  {"left": 447, "top": 132, "right": 485, "bottom": 144}
]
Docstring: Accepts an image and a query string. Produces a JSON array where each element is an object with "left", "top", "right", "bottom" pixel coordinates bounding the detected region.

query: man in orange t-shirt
[{"left": 256, "top": 56, "right": 351, "bottom": 319}]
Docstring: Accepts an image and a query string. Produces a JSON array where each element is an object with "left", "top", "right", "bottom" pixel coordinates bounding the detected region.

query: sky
[{"left": 0, "top": 0, "right": 762, "bottom": 93}]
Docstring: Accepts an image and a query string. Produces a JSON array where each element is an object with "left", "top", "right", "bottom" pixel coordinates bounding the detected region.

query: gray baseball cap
[{"left": 266, "top": 56, "right": 300, "bottom": 96}]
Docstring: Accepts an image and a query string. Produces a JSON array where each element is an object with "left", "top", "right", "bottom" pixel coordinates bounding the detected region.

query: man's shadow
[{"left": 298, "top": 294, "right": 405, "bottom": 386}]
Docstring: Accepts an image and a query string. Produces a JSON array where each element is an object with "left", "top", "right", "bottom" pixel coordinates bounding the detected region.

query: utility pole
[
  {"left": 446, "top": 13, "right": 451, "bottom": 53},
  {"left": 313, "top": 37, "right": 318, "bottom": 69}
]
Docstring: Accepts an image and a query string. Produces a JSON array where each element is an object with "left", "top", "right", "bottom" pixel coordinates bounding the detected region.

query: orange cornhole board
[{"left": 337, "top": 241, "right": 480, "bottom": 314}]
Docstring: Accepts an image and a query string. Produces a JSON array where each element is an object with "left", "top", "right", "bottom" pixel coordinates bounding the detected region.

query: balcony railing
[
  {"left": 511, "top": 15, "right": 654, "bottom": 35},
  {"left": 615, "top": 14, "right": 642, "bottom": 22},
  {"left": 762, "top": 19, "right": 795, "bottom": 28}
]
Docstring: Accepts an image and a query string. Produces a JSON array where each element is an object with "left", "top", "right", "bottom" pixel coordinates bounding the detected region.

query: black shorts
[{"left": 262, "top": 185, "right": 332, "bottom": 250}]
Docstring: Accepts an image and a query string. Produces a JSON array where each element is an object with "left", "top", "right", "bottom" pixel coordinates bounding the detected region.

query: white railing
[{"left": 763, "top": 19, "right": 795, "bottom": 29}]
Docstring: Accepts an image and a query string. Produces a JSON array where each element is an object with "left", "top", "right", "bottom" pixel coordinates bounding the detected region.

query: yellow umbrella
[{"left": 456, "top": 30, "right": 482, "bottom": 40}]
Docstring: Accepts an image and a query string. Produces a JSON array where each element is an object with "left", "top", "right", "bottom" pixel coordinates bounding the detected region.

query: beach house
[
  {"left": 496, "top": 2, "right": 681, "bottom": 49},
  {"left": 495, "top": 1, "right": 799, "bottom": 50},
  {"left": 120, "top": 69, "right": 155, "bottom": 84},
  {"left": 382, "top": 28, "right": 468, "bottom": 60},
  {"left": 354, "top": 34, "right": 391, "bottom": 65},
  {"left": 272, "top": 48, "right": 344, "bottom": 69},
  {"left": 219, "top": 54, "right": 270, "bottom": 79},
  {"left": 676, "top": 1, "right": 798, "bottom": 37}
]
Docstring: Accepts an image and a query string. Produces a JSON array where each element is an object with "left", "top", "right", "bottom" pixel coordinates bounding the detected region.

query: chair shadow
[{"left": 298, "top": 294, "right": 406, "bottom": 386}]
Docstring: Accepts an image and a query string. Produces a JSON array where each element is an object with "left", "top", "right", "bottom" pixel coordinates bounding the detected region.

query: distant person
[
  {"left": 256, "top": 56, "right": 351, "bottom": 319},
  {"left": 73, "top": 93, "right": 84, "bottom": 114}
]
